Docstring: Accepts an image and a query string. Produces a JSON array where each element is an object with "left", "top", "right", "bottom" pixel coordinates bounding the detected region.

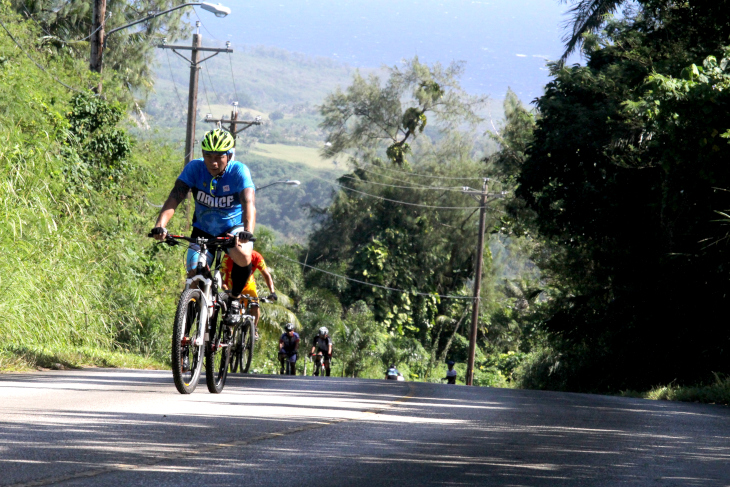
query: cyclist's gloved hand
[
  {"left": 149, "top": 226, "right": 167, "bottom": 240},
  {"left": 268, "top": 292, "right": 278, "bottom": 302},
  {"left": 235, "top": 231, "right": 254, "bottom": 243}
]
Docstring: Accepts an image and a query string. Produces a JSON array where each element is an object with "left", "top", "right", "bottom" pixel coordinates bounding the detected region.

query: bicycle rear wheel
[
  {"left": 171, "top": 289, "right": 204, "bottom": 394},
  {"left": 241, "top": 320, "right": 255, "bottom": 373},
  {"left": 229, "top": 325, "right": 242, "bottom": 374}
]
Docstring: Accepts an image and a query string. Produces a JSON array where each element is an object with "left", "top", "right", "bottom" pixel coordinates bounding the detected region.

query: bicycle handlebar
[{"left": 147, "top": 233, "right": 256, "bottom": 246}]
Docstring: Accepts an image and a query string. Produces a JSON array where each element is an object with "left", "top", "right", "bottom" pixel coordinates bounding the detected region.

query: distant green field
[{"left": 249, "top": 143, "right": 341, "bottom": 171}]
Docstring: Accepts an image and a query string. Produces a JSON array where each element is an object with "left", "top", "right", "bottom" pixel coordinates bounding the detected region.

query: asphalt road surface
[{"left": 2, "top": 369, "right": 730, "bottom": 486}]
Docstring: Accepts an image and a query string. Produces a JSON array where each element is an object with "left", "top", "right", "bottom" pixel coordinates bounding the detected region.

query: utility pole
[
  {"left": 204, "top": 100, "right": 263, "bottom": 156},
  {"left": 157, "top": 23, "right": 233, "bottom": 167},
  {"left": 465, "top": 178, "right": 489, "bottom": 386},
  {"left": 460, "top": 179, "right": 508, "bottom": 385},
  {"left": 89, "top": 0, "right": 106, "bottom": 92}
]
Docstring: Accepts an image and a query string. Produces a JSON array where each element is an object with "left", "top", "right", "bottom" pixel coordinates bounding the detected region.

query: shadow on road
[{"left": 1, "top": 371, "right": 730, "bottom": 486}]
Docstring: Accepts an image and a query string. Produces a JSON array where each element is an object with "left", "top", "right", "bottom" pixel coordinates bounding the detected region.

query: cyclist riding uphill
[
  {"left": 150, "top": 128, "right": 256, "bottom": 306},
  {"left": 221, "top": 249, "right": 277, "bottom": 337},
  {"left": 310, "top": 326, "right": 333, "bottom": 376},
  {"left": 386, "top": 365, "right": 404, "bottom": 381},
  {"left": 279, "top": 323, "right": 299, "bottom": 375},
  {"left": 444, "top": 360, "right": 457, "bottom": 385}
]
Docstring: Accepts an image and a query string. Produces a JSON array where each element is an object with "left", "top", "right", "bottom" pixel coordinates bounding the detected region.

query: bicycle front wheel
[
  {"left": 205, "top": 309, "right": 231, "bottom": 393},
  {"left": 172, "top": 289, "right": 205, "bottom": 394},
  {"left": 241, "top": 319, "right": 255, "bottom": 373}
]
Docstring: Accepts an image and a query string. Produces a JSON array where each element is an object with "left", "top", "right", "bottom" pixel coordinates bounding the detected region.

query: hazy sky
[{"left": 193, "top": 0, "right": 578, "bottom": 102}]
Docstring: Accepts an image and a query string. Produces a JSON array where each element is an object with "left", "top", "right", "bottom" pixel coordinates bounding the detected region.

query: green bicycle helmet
[{"left": 201, "top": 128, "right": 235, "bottom": 152}]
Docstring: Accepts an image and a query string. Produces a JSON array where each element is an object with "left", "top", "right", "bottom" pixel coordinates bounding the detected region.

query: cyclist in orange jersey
[{"left": 221, "top": 250, "right": 276, "bottom": 337}]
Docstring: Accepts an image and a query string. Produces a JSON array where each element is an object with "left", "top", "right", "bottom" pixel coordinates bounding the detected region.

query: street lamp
[
  {"left": 91, "top": 1, "right": 230, "bottom": 91},
  {"left": 256, "top": 180, "right": 301, "bottom": 192}
]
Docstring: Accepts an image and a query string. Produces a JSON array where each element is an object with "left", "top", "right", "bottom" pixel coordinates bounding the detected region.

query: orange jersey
[{"left": 221, "top": 250, "right": 267, "bottom": 290}]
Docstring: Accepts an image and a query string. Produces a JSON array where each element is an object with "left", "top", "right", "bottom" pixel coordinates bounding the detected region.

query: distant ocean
[{"left": 193, "top": 0, "right": 579, "bottom": 103}]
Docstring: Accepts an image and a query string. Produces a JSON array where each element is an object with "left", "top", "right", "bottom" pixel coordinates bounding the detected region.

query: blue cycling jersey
[{"left": 177, "top": 159, "right": 255, "bottom": 236}]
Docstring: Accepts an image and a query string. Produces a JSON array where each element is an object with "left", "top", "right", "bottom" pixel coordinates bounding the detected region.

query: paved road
[{"left": 1, "top": 370, "right": 730, "bottom": 486}]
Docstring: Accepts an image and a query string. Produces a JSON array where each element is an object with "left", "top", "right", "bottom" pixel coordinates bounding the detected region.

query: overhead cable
[
  {"left": 193, "top": 8, "right": 217, "bottom": 40},
  {"left": 23, "top": 6, "right": 106, "bottom": 44},
  {"left": 363, "top": 163, "right": 483, "bottom": 181},
  {"left": 199, "top": 71, "right": 213, "bottom": 115},
  {"left": 0, "top": 17, "right": 84, "bottom": 94},
  {"left": 339, "top": 174, "right": 473, "bottom": 193},
  {"left": 228, "top": 52, "right": 240, "bottom": 104},
  {"left": 164, "top": 49, "right": 185, "bottom": 111},
  {"left": 267, "top": 250, "right": 475, "bottom": 300},
  {"left": 311, "top": 173, "right": 483, "bottom": 210},
  {"left": 204, "top": 60, "right": 224, "bottom": 105}
]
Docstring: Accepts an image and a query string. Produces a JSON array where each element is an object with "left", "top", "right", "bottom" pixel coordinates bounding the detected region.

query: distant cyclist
[
  {"left": 444, "top": 360, "right": 457, "bottom": 385},
  {"left": 310, "top": 327, "right": 333, "bottom": 376},
  {"left": 386, "top": 365, "right": 400, "bottom": 380},
  {"left": 150, "top": 128, "right": 256, "bottom": 317},
  {"left": 278, "top": 323, "right": 299, "bottom": 375},
  {"left": 221, "top": 249, "right": 277, "bottom": 337}
]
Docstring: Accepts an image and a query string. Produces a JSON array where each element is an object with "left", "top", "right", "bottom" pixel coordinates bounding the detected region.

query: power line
[
  {"left": 164, "top": 49, "right": 185, "bottom": 111},
  {"left": 356, "top": 166, "right": 475, "bottom": 189},
  {"left": 0, "top": 17, "right": 84, "bottom": 94},
  {"left": 193, "top": 8, "right": 217, "bottom": 40},
  {"left": 311, "top": 173, "right": 484, "bottom": 210},
  {"left": 22, "top": 6, "right": 106, "bottom": 44},
  {"left": 363, "top": 164, "right": 483, "bottom": 181},
  {"left": 268, "top": 250, "right": 475, "bottom": 300},
  {"left": 339, "top": 174, "right": 473, "bottom": 192},
  {"left": 199, "top": 69, "right": 213, "bottom": 115},
  {"left": 227, "top": 52, "right": 240, "bottom": 104},
  {"left": 204, "top": 60, "right": 224, "bottom": 105}
]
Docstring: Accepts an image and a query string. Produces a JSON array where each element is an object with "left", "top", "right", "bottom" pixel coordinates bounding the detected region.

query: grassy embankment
[{"left": 0, "top": 10, "right": 194, "bottom": 372}]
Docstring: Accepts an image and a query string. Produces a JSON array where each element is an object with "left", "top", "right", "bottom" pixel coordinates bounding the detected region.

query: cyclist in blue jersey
[{"left": 151, "top": 129, "right": 256, "bottom": 300}]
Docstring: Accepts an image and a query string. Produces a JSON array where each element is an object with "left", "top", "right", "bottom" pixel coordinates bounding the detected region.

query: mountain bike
[
  {"left": 229, "top": 294, "right": 270, "bottom": 374},
  {"left": 149, "top": 232, "right": 253, "bottom": 394}
]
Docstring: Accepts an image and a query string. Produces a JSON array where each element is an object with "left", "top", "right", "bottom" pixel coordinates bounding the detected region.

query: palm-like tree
[{"left": 560, "top": 0, "right": 627, "bottom": 63}]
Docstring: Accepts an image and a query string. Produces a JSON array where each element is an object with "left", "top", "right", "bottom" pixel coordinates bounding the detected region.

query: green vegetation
[
  {"left": 4, "top": 0, "right": 730, "bottom": 409},
  {"left": 488, "top": 1, "right": 730, "bottom": 398},
  {"left": 248, "top": 143, "right": 338, "bottom": 171},
  {"left": 0, "top": 6, "right": 182, "bottom": 371}
]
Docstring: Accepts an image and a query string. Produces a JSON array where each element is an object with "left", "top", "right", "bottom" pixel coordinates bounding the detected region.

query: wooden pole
[
  {"left": 466, "top": 178, "right": 489, "bottom": 386},
  {"left": 90, "top": 0, "right": 106, "bottom": 92},
  {"left": 183, "top": 32, "right": 202, "bottom": 168}
]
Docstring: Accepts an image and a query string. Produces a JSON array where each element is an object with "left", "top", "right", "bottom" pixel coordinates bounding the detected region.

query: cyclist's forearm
[
  {"left": 262, "top": 270, "right": 275, "bottom": 293},
  {"left": 242, "top": 188, "right": 256, "bottom": 233},
  {"left": 155, "top": 207, "right": 175, "bottom": 228},
  {"left": 156, "top": 180, "right": 189, "bottom": 227}
]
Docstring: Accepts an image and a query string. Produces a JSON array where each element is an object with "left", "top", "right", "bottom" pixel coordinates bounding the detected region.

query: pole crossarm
[
  {"left": 204, "top": 118, "right": 262, "bottom": 134},
  {"left": 158, "top": 45, "right": 231, "bottom": 65},
  {"left": 158, "top": 45, "right": 233, "bottom": 53}
]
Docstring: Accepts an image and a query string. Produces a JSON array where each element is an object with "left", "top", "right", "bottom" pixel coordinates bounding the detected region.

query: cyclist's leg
[
  {"left": 288, "top": 354, "right": 297, "bottom": 375},
  {"left": 323, "top": 355, "right": 331, "bottom": 376},
  {"left": 278, "top": 353, "right": 285, "bottom": 374},
  {"left": 241, "top": 280, "right": 259, "bottom": 336},
  {"left": 313, "top": 353, "right": 321, "bottom": 376},
  {"left": 185, "top": 230, "right": 214, "bottom": 288}
]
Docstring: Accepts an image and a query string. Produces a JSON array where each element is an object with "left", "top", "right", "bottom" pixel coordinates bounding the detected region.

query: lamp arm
[{"left": 104, "top": 2, "right": 202, "bottom": 47}]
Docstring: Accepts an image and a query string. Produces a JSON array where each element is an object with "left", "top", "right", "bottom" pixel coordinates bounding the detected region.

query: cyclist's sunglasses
[{"left": 203, "top": 150, "right": 229, "bottom": 157}]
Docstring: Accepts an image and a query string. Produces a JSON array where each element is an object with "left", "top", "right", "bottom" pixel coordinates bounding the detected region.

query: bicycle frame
[{"left": 184, "top": 239, "right": 227, "bottom": 348}]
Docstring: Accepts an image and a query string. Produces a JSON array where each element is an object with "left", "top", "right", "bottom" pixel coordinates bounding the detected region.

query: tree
[
  {"left": 309, "top": 58, "right": 496, "bottom": 364},
  {"left": 513, "top": 6, "right": 730, "bottom": 391},
  {"left": 11, "top": 0, "right": 191, "bottom": 93}
]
